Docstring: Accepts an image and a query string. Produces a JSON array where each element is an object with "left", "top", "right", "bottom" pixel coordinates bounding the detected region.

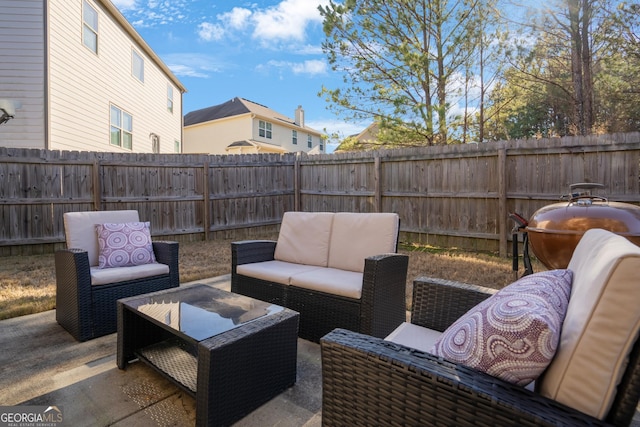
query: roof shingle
[{"left": 184, "top": 97, "right": 320, "bottom": 134}]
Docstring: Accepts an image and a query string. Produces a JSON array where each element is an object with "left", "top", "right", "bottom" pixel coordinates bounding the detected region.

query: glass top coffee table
[{"left": 117, "top": 284, "right": 299, "bottom": 427}]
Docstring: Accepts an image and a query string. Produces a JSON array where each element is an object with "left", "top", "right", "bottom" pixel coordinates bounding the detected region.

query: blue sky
[{"left": 112, "top": 0, "right": 363, "bottom": 150}]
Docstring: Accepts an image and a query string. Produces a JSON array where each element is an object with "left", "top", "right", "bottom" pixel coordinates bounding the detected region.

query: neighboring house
[
  {"left": 334, "top": 122, "right": 380, "bottom": 152},
  {"left": 183, "top": 97, "right": 324, "bottom": 155},
  {"left": 0, "top": 0, "right": 186, "bottom": 153}
]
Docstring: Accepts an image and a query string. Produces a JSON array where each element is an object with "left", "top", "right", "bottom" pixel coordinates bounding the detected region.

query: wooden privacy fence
[{"left": 1, "top": 132, "right": 639, "bottom": 257}]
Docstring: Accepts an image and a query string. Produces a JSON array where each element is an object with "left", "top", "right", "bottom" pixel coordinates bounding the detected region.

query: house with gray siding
[{"left": 0, "top": 0, "right": 186, "bottom": 153}]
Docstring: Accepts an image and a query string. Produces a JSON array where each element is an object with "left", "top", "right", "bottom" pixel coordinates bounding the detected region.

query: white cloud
[
  {"left": 292, "top": 44, "right": 324, "bottom": 55},
  {"left": 251, "top": 0, "right": 329, "bottom": 42},
  {"left": 114, "top": 0, "right": 190, "bottom": 27},
  {"left": 292, "top": 60, "right": 326, "bottom": 75},
  {"left": 265, "top": 59, "right": 327, "bottom": 76},
  {"left": 117, "top": 1, "right": 330, "bottom": 48},
  {"left": 111, "top": 0, "right": 137, "bottom": 10},
  {"left": 162, "top": 53, "right": 225, "bottom": 78},
  {"left": 168, "top": 64, "right": 210, "bottom": 78},
  {"left": 218, "top": 7, "right": 252, "bottom": 30},
  {"left": 198, "top": 22, "right": 225, "bottom": 42},
  {"left": 306, "top": 119, "right": 367, "bottom": 138}
]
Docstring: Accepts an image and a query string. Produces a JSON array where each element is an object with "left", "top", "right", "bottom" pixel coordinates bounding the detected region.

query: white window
[
  {"left": 307, "top": 135, "right": 313, "bottom": 148},
  {"left": 259, "top": 120, "right": 272, "bottom": 139},
  {"left": 132, "top": 50, "right": 144, "bottom": 82},
  {"left": 320, "top": 141, "right": 324, "bottom": 151},
  {"left": 167, "top": 85, "right": 174, "bottom": 113},
  {"left": 174, "top": 140, "right": 181, "bottom": 153},
  {"left": 82, "top": 1, "right": 98, "bottom": 53},
  {"left": 292, "top": 130, "right": 297, "bottom": 145},
  {"left": 110, "top": 104, "right": 133, "bottom": 150}
]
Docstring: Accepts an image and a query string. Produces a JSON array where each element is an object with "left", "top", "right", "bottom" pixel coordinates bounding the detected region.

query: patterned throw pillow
[
  {"left": 96, "top": 222, "right": 156, "bottom": 268},
  {"left": 430, "top": 269, "right": 573, "bottom": 386}
]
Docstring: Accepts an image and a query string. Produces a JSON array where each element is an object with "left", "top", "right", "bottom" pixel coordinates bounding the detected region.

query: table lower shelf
[{"left": 135, "top": 338, "right": 198, "bottom": 395}]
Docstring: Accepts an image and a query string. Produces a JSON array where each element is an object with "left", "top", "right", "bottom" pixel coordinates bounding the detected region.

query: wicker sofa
[
  {"left": 55, "top": 210, "right": 179, "bottom": 341},
  {"left": 321, "top": 228, "right": 640, "bottom": 426},
  {"left": 231, "top": 211, "right": 409, "bottom": 342}
]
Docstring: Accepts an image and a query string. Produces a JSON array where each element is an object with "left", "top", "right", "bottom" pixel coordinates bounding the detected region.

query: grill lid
[{"left": 525, "top": 183, "right": 640, "bottom": 269}]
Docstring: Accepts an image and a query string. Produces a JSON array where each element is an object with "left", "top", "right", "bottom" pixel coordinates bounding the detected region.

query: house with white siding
[
  {"left": 183, "top": 97, "right": 324, "bottom": 155},
  {"left": 0, "top": 0, "right": 186, "bottom": 153}
]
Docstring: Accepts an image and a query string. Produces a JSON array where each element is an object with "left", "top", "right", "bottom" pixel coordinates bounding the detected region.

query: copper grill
[{"left": 524, "top": 183, "right": 640, "bottom": 270}]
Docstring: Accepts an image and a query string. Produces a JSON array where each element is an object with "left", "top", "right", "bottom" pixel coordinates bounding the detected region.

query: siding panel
[
  {"left": 47, "top": 0, "right": 183, "bottom": 153},
  {"left": 0, "top": 0, "right": 46, "bottom": 148}
]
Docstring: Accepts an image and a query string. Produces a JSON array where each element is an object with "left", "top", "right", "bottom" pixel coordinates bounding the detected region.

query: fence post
[
  {"left": 92, "top": 160, "right": 101, "bottom": 211},
  {"left": 374, "top": 153, "right": 381, "bottom": 212},
  {"left": 294, "top": 153, "right": 301, "bottom": 211},
  {"left": 203, "top": 161, "right": 210, "bottom": 241},
  {"left": 498, "top": 147, "right": 507, "bottom": 257}
]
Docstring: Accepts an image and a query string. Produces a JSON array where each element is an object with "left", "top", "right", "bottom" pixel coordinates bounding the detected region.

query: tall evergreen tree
[{"left": 319, "top": 0, "right": 482, "bottom": 145}]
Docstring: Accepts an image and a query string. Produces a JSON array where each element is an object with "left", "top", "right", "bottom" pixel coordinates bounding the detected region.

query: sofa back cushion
[
  {"left": 64, "top": 210, "right": 140, "bottom": 267},
  {"left": 328, "top": 213, "right": 399, "bottom": 272},
  {"left": 538, "top": 228, "right": 640, "bottom": 420},
  {"left": 274, "top": 212, "right": 334, "bottom": 267}
]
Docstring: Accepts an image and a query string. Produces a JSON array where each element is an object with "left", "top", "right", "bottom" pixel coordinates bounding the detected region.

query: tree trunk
[
  {"left": 479, "top": 38, "right": 485, "bottom": 143},
  {"left": 569, "top": 0, "right": 585, "bottom": 135},
  {"left": 581, "top": 0, "right": 594, "bottom": 133},
  {"left": 422, "top": 1, "right": 435, "bottom": 145}
]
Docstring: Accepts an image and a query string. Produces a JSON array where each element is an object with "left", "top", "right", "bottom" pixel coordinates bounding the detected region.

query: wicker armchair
[
  {"left": 321, "top": 230, "right": 640, "bottom": 426},
  {"left": 55, "top": 210, "right": 179, "bottom": 341}
]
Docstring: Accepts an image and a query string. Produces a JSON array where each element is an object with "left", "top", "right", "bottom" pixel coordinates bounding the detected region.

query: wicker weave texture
[
  {"left": 117, "top": 286, "right": 299, "bottom": 427},
  {"left": 232, "top": 244, "right": 408, "bottom": 342},
  {"left": 137, "top": 339, "right": 198, "bottom": 393},
  {"left": 411, "top": 276, "right": 497, "bottom": 332},
  {"left": 321, "top": 329, "right": 611, "bottom": 427},
  {"left": 197, "top": 312, "right": 299, "bottom": 426},
  {"left": 56, "top": 241, "right": 179, "bottom": 341},
  {"left": 320, "top": 276, "right": 640, "bottom": 426}
]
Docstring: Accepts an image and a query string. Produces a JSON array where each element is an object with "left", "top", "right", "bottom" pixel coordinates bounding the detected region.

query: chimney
[{"left": 294, "top": 105, "right": 304, "bottom": 127}]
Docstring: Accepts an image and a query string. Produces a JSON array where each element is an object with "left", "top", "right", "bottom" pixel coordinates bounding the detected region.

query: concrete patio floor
[
  {"left": 2, "top": 274, "right": 639, "bottom": 426},
  {"left": 0, "top": 275, "right": 322, "bottom": 427}
]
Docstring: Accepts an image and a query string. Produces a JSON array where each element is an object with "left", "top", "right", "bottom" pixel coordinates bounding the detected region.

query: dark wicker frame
[
  {"left": 55, "top": 241, "right": 179, "bottom": 341},
  {"left": 320, "top": 277, "right": 640, "bottom": 426},
  {"left": 117, "top": 284, "right": 299, "bottom": 427},
  {"left": 231, "top": 239, "right": 409, "bottom": 342}
]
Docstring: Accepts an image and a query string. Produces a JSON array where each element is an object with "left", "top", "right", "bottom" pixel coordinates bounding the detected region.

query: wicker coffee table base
[{"left": 117, "top": 287, "right": 299, "bottom": 427}]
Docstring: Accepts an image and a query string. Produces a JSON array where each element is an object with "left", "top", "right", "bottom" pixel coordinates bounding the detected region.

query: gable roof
[
  {"left": 184, "top": 97, "right": 251, "bottom": 126},
  {"left": 335, "top": 122, "right": 380, "bottom": 152},
  {"left": 184, "top": 97, "right": 321, "bottom": 135}
]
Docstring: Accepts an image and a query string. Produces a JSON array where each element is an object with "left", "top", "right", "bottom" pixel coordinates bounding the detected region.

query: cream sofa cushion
[
  {"left": 538, "top": 228, "right": 640, "bottom": 419},
  {"left": 385, "top": 322, "right": 443, "bottom": 353},
  {"left": 236, "top": 260, "right": 323, "bottom": 286},
  {"left": 64, "top": 210, "right": 140, "bottom": 267},
  {"left": 90, "top": 262, "right": 169, "bottom": 286},
  {"left": 328, "top": 213, "right": 399, "bottom": 272},
  {"left": 274, "top": 212, "right": 334, "bottom": 267},
  {"left": 290, "top": 267, "right": 364, "bottom": 299}
]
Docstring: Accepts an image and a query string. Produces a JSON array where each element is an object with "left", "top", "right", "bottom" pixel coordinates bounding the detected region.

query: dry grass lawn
[{"left": 0, "top": 237, "right": 544, "bottom": 321}]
